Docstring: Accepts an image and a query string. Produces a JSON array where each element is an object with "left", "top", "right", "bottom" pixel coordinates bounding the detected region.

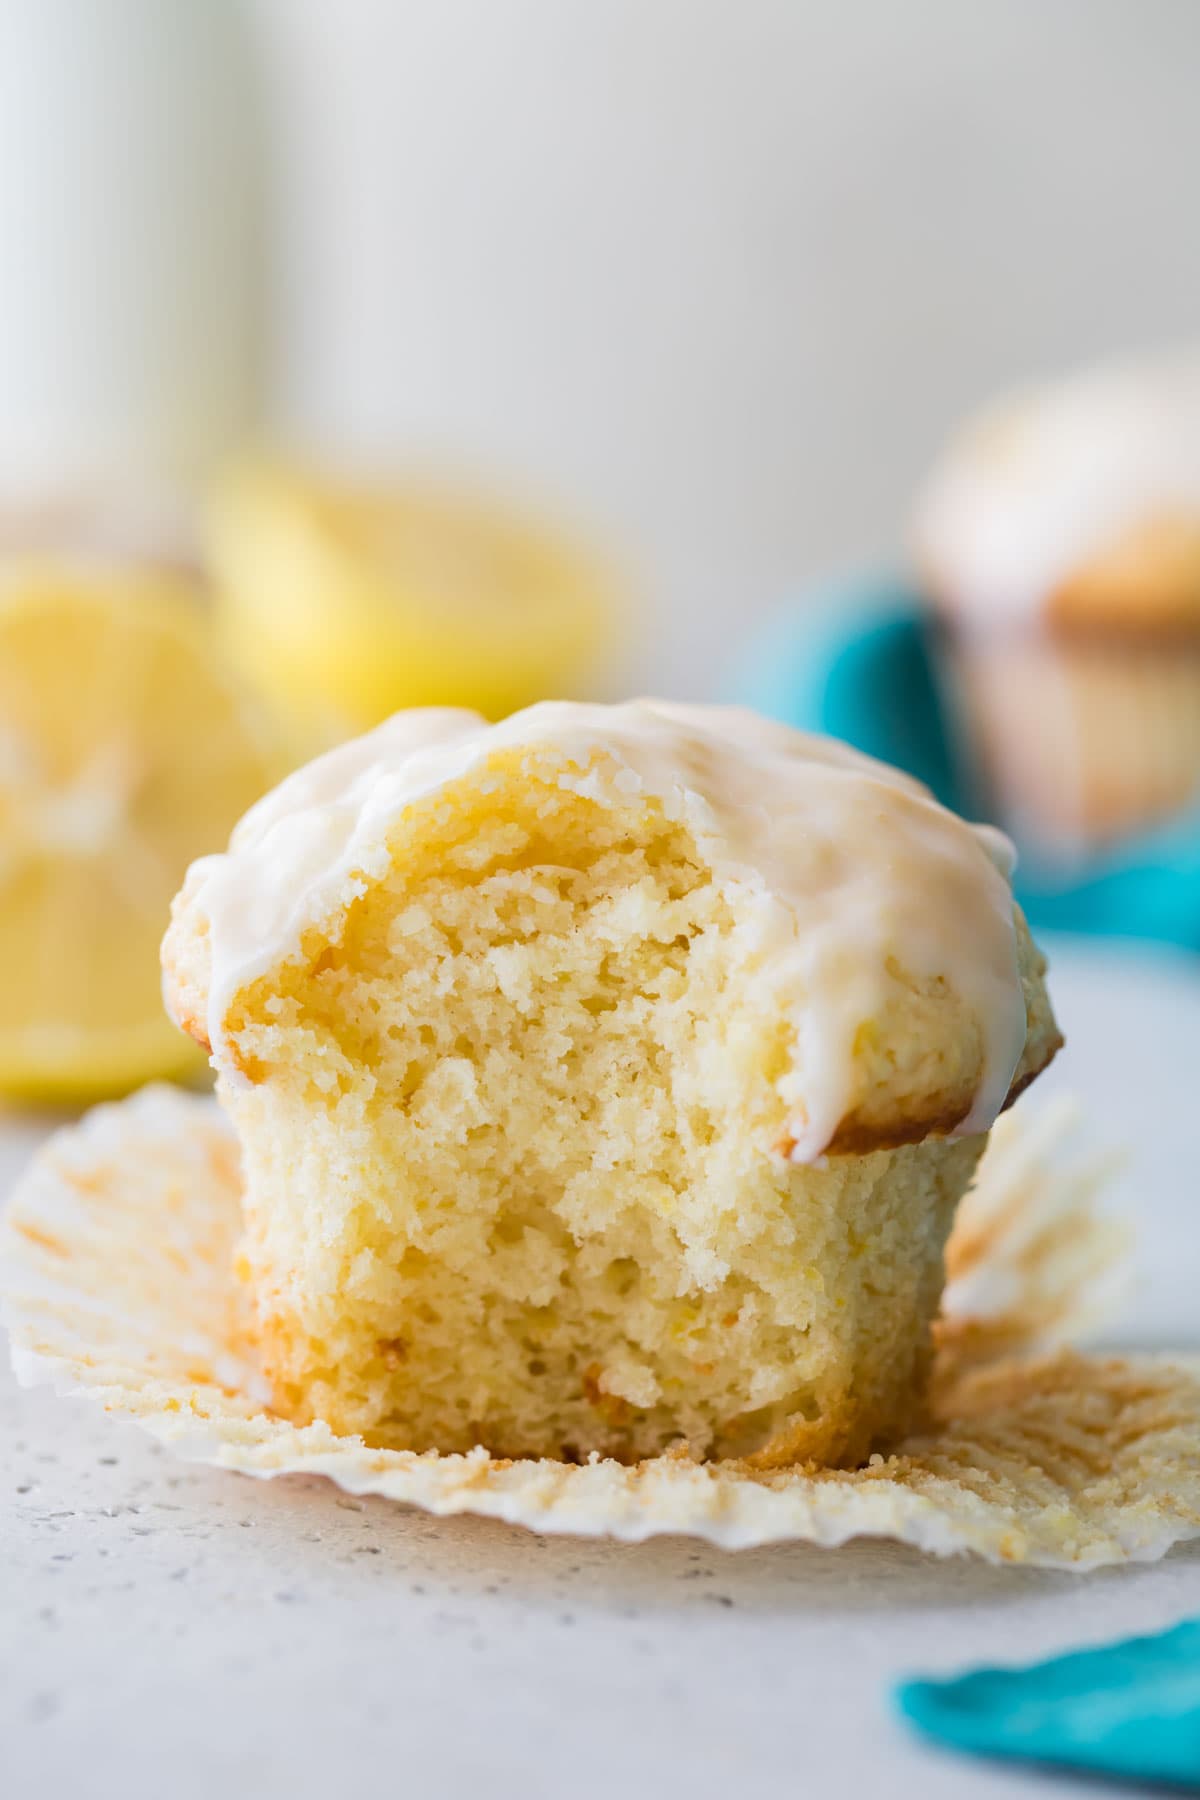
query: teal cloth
[
  {"left": 731, "top": 580, "right": 1200, "bottom": 949},
  {"left": 896, "top": 1618, "right": 1200, "bottom": 1790}
]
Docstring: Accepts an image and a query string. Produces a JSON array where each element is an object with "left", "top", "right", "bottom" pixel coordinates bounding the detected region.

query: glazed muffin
[
  {"left": 163, "top": 701, "right": 1059, "bottom": 1467},
  {"left": 915, "top": 351, "right": 1200, "bottom": 855}
]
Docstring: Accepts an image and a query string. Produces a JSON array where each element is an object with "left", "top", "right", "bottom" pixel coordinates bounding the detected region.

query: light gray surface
[
  {"left": 3, "top": 1376, "right": 1199, "bottom": 1800},
  {"left": 2, "top": 938, "right": 1199, "bottom": 1799}
]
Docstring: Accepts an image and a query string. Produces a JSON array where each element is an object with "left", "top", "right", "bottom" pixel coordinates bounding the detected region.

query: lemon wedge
[
  {"left": 208, "top": 462, "right": 617, "bottom": 739},
  {"left": 0, "top": 569, "right": 278, "bottom": 1101}
]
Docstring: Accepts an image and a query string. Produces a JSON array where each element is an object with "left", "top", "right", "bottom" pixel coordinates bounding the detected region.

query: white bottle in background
[{"left": 0, "top": 0, "right": 261, "bottom": 555}]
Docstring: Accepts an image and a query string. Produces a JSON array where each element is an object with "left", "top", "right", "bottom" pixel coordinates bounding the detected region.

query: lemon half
[
  {"left": 209, "top": 462, "right": 617, "bottom": 741},
  {"left": 0, "top": 570, "right": 278, "bottom": 1101}
]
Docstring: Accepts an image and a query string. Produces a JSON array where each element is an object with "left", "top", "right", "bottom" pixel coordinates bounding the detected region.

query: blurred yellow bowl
[
  {"left": 0, "top": 567, "right": 280, "bottom": 1102},
  {"left": 207, "top": 461, "right": 619, "bottom": 740}
]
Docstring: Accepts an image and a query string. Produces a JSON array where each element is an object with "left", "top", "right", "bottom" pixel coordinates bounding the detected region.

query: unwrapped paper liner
[{"left": 2, "top": 1086, "right": 1198, "bottom": 1566}]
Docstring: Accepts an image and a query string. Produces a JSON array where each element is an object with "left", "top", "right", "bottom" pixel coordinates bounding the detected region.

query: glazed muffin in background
[
  {"left": 914, "top": 352, "right": 1200, "bottom": 857},
  {"left": 163, "top": 701, "right": 1059, "bottom": 1469}
]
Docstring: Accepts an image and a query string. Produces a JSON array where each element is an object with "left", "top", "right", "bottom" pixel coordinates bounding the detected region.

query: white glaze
[
  {"left": 172, "top": 700, "right": 1028, "bottom": 1160},
  {"left": 914, "top": 350, "right": 1200, "bottom": 620}
]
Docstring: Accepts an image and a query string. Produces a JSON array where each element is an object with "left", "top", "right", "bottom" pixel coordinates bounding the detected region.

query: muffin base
[
  {"left": 4, "top": 1086, "right": 1199, "bottom": 1567},
  {"left": 231, "top": 1077, "right": 982, "bottom": 1470},
  {"left": 940, "top": 624, "right": 1200, "bottom": 856}
]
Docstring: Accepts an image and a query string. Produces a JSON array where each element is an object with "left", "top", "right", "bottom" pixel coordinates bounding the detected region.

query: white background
[{"left": 253, "top": 0, "right": 1200, "bottom": 693}]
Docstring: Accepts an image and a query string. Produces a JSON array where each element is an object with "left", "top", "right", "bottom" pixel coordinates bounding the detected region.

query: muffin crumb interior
[{"left": 225, "top": 751, "right": 981, "bottom": 1465}]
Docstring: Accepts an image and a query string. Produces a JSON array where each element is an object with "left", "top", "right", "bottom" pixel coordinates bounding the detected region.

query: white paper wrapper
[{"left": 3, "top": 1086, "right": 1198, "bottom": 1566}]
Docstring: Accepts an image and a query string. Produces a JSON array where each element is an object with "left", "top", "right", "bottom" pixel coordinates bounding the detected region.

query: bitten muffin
[
  {"left": 163, "top": 701, "right": 1059, "bottom": 1467},
  {"left": 915, "top": 350, "right": 1200, "bottom": 855}
]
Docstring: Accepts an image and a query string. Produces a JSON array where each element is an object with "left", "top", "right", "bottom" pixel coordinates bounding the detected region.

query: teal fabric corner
[
  {"left": 895, "top": 1618, "right": 1200, "bottom": 1790},
  {"left": 732, "top": 578, "right": 963, "bottom": 810}
]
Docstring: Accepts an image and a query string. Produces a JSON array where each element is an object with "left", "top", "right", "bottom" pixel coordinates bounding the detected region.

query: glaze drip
[{"left": 172, "top": 700, "right": 1029, "bottom": 1160}]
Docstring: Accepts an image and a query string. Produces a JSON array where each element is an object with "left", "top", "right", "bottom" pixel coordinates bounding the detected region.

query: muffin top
[
  {"left": 914, "top": 351, "right": 1200, "bottom": 631},
  {"left": 163, "top": 700, "right": 1059, "bottom": 1160}
]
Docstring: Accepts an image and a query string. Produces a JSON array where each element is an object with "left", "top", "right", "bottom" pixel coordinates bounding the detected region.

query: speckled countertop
[{"left": 3, "top": 939, "right": 1199, "bottom": 1800}]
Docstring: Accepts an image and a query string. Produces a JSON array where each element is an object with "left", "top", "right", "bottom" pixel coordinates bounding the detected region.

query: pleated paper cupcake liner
[{"left": 3, "top": 1086, "right": 1197, "bottom": 1566}]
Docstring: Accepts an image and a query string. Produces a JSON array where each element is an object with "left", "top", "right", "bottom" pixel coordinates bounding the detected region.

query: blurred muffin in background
[
  {"left": 209, "top": 461, "right": 620, "bottom": 747},
  {"left": 914, "top": 352, "right": 1200, "bottom": 859}
]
